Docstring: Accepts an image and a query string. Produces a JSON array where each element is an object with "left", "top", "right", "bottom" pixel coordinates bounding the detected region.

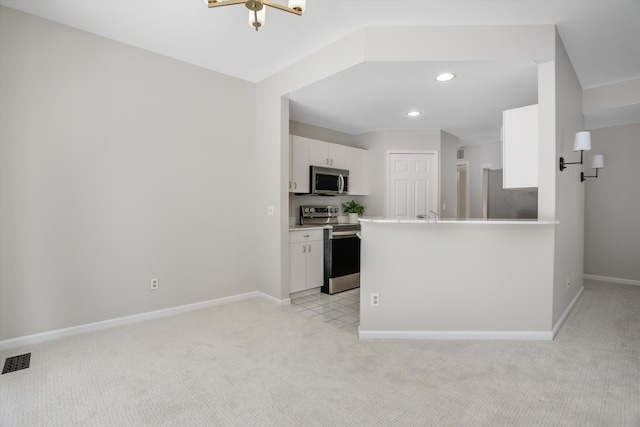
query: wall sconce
[
  {"left": 581, "top": 155, "right": 604, "bottom": 182},
  {"left": 559, "top": 131, "right": 604, "bottom": 182},
  {"left": 559, "top": 131, "right": 591, "bottom": 171}
]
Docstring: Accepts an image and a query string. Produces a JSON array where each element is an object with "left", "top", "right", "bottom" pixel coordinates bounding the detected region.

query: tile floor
[{"left": 287, "top": 288, "right": 360, "bottom": 335}]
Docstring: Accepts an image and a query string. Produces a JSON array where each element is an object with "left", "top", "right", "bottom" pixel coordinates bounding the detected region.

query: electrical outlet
[
  {"left": 150, "top": 278, "right": 159, "bottom": 290},
  {"left": 267, "top": 206, "right": 275, "bottom": 216},
  {"left": 371, "top": 292, "right": 379, "bottom": 307}
]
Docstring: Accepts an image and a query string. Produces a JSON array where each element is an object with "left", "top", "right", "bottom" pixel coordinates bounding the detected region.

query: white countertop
[{"left": 359, "top": 217, "right": 558, "bottom": 225}]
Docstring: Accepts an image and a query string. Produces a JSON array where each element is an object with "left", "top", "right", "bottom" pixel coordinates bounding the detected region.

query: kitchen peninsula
[{"left": 358, "top": 217, "right": 563, "bottom": 340}]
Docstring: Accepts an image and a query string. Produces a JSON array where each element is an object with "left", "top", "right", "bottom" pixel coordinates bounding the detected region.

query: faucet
[{"left": 429, "top": 210, "right": 439, "bottom": 222}]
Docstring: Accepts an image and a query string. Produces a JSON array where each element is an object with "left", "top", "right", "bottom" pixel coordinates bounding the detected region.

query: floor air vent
[{"left": 2, "top": 353, "right": 31, "bottom": 374}]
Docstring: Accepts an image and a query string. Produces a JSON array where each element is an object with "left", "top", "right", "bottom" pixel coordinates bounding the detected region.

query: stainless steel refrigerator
[{"left": 483, "top": 169, "right": 538, "bottom": 219}]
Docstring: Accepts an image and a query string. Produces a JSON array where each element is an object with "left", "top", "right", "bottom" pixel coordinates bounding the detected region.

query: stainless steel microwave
[{"left": 310, "top": 166, "right": 349, "bottom": 196}]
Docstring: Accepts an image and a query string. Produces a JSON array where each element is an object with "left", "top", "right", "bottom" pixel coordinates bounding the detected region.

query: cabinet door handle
[
  {"left": 330, "top": 158, "right": 333, "bottom": 166},
  {"left": 303, "top": 234, "right": 310, "bottom": 237},
  {"left": 308, "top": 244, "right": 311, "bottom": 252},
  {"left": 294, "top": 182, "right": 297, "bottom": 189},
  {"left": 326, "top": 158, "right": 329, "bottom": 165},
  {"left": 289, "top": 181, "right": 291, "bottom": 189},
  {"left": 303, "top": 245, "right": 306, "bottom": 253}
]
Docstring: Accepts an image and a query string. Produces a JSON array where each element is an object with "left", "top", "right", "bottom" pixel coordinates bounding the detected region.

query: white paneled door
[{"left": 388, "top": 152, "right": 438, "bottom": 218}]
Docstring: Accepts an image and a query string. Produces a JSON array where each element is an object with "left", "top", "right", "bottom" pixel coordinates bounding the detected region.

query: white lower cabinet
[{"left": 289, "top": 229, "right": 324, "bottom": 294}]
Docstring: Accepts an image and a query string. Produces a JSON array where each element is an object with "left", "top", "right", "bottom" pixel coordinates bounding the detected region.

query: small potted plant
[{"left": 342, "top": 200, "right": 365, "bottom": 224}]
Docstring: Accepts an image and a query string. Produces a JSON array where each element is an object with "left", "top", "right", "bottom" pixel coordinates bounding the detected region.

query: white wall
[
  {"left": 0, "top": 7, "right": 257, "bottom": 341},
  {"left": 584, "top": 123, "right": 640, "bottom": 282},
  {"left": 354, "top": 130, "right": 386, "bottom": 217},
  {"left": 359, "top": 221, "right": 555, "bottom": 335}
]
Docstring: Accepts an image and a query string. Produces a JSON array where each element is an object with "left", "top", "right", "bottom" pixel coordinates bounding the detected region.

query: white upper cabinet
[
  {"left": 346, "top": 146, "right": 370, "bottom": 196},
  {"left": 502, "top": 104, "right": 539, "bottom": 189},
  {"left": 327, "top": 143, "right": 347, "bottom": 169},
  {"left": 288, "top": 136, "right": 293, "bottom": 192},
  {"left": 309, "top": 139, "right": 347, "bottom": 169},
  {"left": 290, "top": 136, "right": 310, "bottom": 193},
  {"left": 290, "top": 135, "right": 369, "bottom": 195}
]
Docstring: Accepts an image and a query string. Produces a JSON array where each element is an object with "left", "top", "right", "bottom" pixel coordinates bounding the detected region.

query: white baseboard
[
  {"left": 0, "top": 291, "right": 289, "bottom": 351},
  {"left": 552, "top": 285, "right": 584, "bottom": 339},
  {"left": 360, "top": 286, "right": 586, "bottom": 341},
  {"left": 584, "top": 274, "right": 640, "bottom": 287},
  {"left": 256, "top": 291, "right": 290, "bottom": 306},
  {"left": 358, "top": 328, "right": 553, "bottom": 341},
  {"left": 289, "top": 287, "right": 321, "bottom": 300}
]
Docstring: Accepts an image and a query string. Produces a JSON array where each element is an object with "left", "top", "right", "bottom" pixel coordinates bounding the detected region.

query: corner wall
[
  {"left": 256, "top": 30, "right": 367, "bottom": 300},
  {"left": 550, "top": 30, "right": 586, "bottom": 326}
]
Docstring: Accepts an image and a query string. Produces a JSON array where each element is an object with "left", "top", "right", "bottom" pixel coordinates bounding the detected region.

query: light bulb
[{"left": 436, "top": 73, "right": 456, "bottom": 82}]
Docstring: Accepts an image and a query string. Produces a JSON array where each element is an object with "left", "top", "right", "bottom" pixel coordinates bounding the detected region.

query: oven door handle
[{"left": 330, "top": 231, "right": 359, "bottom": 239}]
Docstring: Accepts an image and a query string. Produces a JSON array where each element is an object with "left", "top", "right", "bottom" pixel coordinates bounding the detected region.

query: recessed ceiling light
[
  {"left": 436, "top": 72, "right": 456, "bottom": 82},
  {"left": 407, "top": 111, "right": 422, "bottom": 117}
]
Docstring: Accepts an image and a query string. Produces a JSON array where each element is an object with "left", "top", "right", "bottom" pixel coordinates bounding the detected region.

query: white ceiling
[
  {"left": 2, "top": 0, "right": 639, "bottom": 144},
  {"left": 289, "top": 61, "right": 539, "bottom": 144}
]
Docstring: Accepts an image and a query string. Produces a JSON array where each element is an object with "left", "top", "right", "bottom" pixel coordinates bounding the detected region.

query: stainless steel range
[{"left": 300, "top": 205, "right": 361, "bottom": 294}]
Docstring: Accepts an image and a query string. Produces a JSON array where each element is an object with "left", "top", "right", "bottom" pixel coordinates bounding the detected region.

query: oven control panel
[
  {"left": 301, "top": 206, "right": 339, "bottom": 217},
  {"left": 300, "top": 205, "right": 340, "bottom": 226}
]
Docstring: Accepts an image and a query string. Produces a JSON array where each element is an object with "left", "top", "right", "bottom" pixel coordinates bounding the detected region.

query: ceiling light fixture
[
  {"left": 436, "top": 73, "right": 456, "bottom": 82},
  {"left": 407, "top": 111, "right": 422, "bottom": 117},
  {"left": 204, "top": 0, "right": 305, "bottom": 31}
]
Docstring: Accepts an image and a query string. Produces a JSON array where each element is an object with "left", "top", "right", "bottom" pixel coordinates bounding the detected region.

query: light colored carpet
[{"left": 1, "top": 280, "right": 639, "bottom": 426}]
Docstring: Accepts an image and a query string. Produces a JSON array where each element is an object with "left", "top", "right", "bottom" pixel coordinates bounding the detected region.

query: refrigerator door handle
[{"left": 482, "top": 168, "right": 489, "bottom": 220}]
